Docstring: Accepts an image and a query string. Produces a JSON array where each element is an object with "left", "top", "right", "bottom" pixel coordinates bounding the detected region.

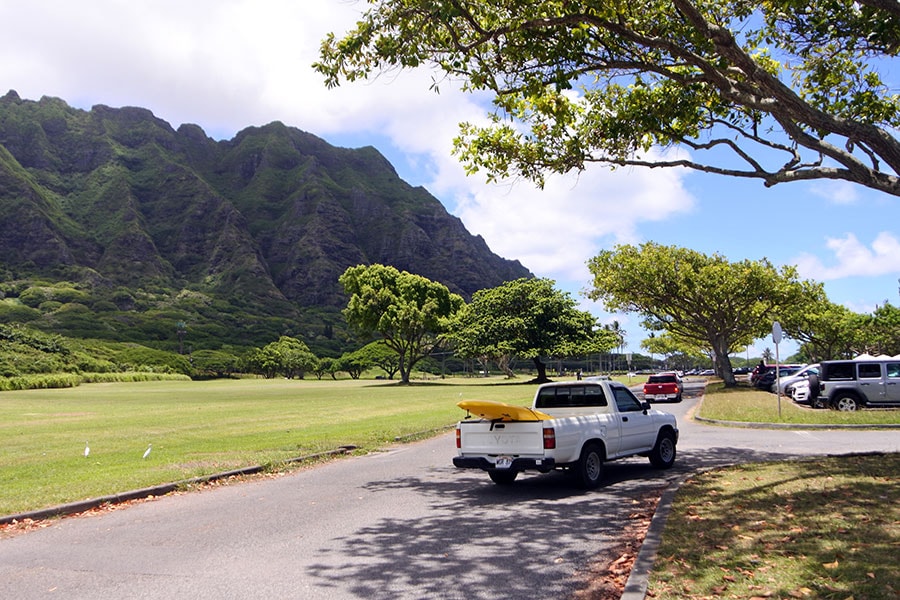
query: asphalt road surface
[{"left": 1, "top": 382, "right": 897, "bottom": 599}]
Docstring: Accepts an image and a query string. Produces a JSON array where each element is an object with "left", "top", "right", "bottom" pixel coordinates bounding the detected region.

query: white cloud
[
  {"left": 809, "top": 180, "right": 860, "bottom": 205},
  {"left": 453, "top": 155, "right": 695, "bottom": 283},
  {"left": 794, "top": 232, "right": 900, "bottom": 280}
]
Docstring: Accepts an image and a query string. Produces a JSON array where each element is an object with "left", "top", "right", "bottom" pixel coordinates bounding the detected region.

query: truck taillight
[
  {"left": 543, "top": 427, "right": 556, "bottom": 450},
  {"left": 456, "top": 428, "right": 461, "bottom": 448}
]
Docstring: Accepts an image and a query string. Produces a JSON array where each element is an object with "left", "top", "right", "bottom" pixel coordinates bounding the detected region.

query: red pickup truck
[{"left": 642, "top": 372, "right": 683, "bottom": 402}]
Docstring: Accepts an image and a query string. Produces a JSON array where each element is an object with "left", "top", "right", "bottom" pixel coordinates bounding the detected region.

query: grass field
[
  {"left": 649, "top": 381, "right": 900, "bottom": 599},
  {"left": 698, "top": 382, "right": 900, "bottom": 426},
  {"left": 648, "top": 454, "right": 899, "bottom": 599},
  {"left": 2, "top": 376, "right": 897, "bottom": 520},
  {"left": 0, "top": 377, "right": 534, "bottom": 516}
]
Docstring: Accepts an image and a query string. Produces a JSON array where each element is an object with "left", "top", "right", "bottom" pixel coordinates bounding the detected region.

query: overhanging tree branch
[{"left": 317, "top": 0, "right": 900, "bottom": 196}]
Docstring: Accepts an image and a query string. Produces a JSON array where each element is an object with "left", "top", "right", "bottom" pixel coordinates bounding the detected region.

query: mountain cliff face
[
  {"left": 0, "top": 91, "right": 531, "bottom": 347},
  {"left": 0, "top": 91, "right": 531, "bottom": 349}
]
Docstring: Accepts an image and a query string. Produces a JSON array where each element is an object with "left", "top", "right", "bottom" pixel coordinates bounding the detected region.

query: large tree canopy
[
  {"left": 339, "top": 264, "right": 463, "bottom": 384},
  {"left": 317, "top": 1, "right": 900, "bottom": 195},
  {"left": 777, "top": 295, "right": 861, "bottom": 361},
  {"left": 587, "top": 243, "right": 816, "bottom": 385},
  {"left": 445, "top": 277, "right": 616, "bottom": 382},
  {"left": 244, "top": 336, "right": 317, "bottom": 379}
]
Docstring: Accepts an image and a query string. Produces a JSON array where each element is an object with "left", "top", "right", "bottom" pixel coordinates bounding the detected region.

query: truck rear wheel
[
  {"left": 488, "top": 470, "right": 518, "bottom": 485},
  {"left": 574, "top": 443, "right": 604, "bottom": 489},
  {"left": 649, "top": 430, "right": 677, "bottom": 468}
]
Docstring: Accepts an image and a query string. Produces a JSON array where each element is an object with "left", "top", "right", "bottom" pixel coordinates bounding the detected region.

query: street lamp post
[{"left": 176, "top": 321, "right": 186, "bottom": 355}]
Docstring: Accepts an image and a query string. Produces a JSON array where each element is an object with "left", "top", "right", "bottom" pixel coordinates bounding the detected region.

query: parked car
[
  {"left": 772, "top": 363, "right": 819, "bottom": 395},
  {"left": 750, "top": 364, "right": 806, "bottom": 390},
  {"left": 818, "top": 356, "right": 900, "bottom": 410},
  {"left": 786, "top": 378, "right": 826, "bottom": 408},
  {"left": 732, "top": 366, "right": 751, "bottom": 375},
  {"left": 642, "top": 372, "right": 683, "bottom": 402},
  {"left": 754, "top": 365, "right": 804, "bottom": 390},
  {"left": 788, "top": 379, "right": 808, "bottom": 401}
]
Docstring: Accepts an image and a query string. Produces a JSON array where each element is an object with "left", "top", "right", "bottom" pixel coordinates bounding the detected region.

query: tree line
[
  {"left": 245, "top": 250, "right": 900, "bottom": 388},
  {"left": 4, "top": 244, "right": 898, "bottom": 388}
]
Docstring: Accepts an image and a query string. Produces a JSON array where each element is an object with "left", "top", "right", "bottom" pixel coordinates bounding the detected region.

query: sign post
[{"left": 772, "top": 321, "right": 783, "bottom": 418}]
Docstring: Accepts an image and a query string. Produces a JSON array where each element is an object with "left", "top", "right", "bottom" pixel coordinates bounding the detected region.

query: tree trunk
[
  {"left": 398, "top": 353, "right": 411, "bottom": 384},
  {"left": 497, "top": 354, "right": 515, "bottom": 378},
  {"left": 711, "top": 338, "right": 736, "bottom": 387},
  {"left": 399, "top": 351, "right": 426, "bottom": 384},
  {"left": 532, "top": 357, "right": 550, "bottom": 383}
]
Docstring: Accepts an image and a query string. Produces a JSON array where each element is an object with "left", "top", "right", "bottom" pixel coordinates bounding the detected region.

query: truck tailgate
[{"left": 457, "top": 421, "right": 545, "bottom": 455}]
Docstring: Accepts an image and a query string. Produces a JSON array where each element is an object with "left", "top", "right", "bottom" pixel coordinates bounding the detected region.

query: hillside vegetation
[{"left": 0, "top": 91, "right": 530, "bottom": 355}]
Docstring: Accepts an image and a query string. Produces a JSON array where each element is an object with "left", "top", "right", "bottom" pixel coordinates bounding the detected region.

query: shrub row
[
  {"left": 0, "top": 372, "right": 191, "bottom": 391},
  {"left": 77, "top": 372, "right": 191, "bottom": 384}
]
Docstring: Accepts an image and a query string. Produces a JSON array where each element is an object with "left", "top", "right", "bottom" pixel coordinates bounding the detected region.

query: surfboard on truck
[{"left": 457, "top": 399, "right": 554, "bottom": 421}]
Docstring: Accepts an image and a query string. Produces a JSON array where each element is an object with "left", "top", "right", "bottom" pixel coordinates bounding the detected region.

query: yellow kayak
[{"left": 457, "top": 399, "right": 554, "bottom": 421}]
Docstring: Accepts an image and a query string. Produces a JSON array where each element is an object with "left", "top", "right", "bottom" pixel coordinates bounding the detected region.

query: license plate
[{"left": 495, "top": 456, "right": 513, "bottom": 469}]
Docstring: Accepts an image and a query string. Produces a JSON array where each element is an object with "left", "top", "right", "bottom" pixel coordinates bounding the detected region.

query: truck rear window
[
  {"left": 535, "top": 385, "right": 608, "bottom": 408},
  {"left": 647, "top": 375, "right": 677, "bottom": 384}
]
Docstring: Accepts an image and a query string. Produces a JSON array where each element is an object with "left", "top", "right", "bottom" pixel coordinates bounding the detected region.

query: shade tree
[
  {"left": 588, "top": 243, "right": 814, "bottom": 386},
  {"left": 317, "top": 1, "right": 900, "bottom": 196},
  {"left": 339, "top": 264, "right": 464, "bottom": 384},
  {"left": 243, "top": 336, "right": 318, "bottom": 379},
  {"left": 445, "top": 277, "right": 617, "bottom": 382}
]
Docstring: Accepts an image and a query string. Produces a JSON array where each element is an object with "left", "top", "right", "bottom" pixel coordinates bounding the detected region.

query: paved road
[{"left": 1, "top": 383, "right": 897, "bottom": 600}]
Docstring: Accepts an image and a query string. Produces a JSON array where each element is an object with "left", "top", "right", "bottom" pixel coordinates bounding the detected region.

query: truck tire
[
  {"left": 649, "top": 429, "right": 677, "bottom": 468},
  {"left": 832, "top": 393, "right": 860, "bottom": 411},
  {"left": 488, "top": 470, "right": 518, "bottom": 485},
  {"left": 574, "top": 443, "right": 604, "bottom": 489}
]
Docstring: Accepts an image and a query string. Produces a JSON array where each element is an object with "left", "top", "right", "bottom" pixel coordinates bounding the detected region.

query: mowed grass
[
  {"left": 657, "top": 381, "right": 899, "bottom": 599},
  {"left": 0, "top": 377, "right": 534, "bottom": 516},
  {"left": 697, "top": 382, "right": 900, "bottom": 426},
  {"left": 648, "top": 454, "right": 899, "bottom": 599}
]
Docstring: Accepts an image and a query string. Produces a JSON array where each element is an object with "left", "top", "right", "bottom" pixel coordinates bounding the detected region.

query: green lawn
[
  {"left": 648, "top": 454, "right": 899, "bottom": 599},
  {"left": 695, "top": 382, "right": 900, "bottom": 426},
  {"left": 654, "top": 381, "right": 899, "bottom": 599},
  {"left": 2, "top": 376, "right": 896, "bottom": 522},
  {"left": 0, "top": 377, "right": 533, "bottom": 516}
]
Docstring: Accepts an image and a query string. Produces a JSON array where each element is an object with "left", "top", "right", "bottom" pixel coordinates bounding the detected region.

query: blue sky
[{"left": 2, "top": 0, "right": 898, "bottom": 360}]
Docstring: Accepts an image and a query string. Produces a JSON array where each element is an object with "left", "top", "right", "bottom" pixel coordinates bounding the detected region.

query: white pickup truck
[{"left": 453, "top": 380, "right": 679, "bottom": 487}]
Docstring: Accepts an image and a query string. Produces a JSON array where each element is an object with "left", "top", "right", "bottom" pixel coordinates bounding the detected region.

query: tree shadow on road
[{"left": 304, "top": 446, "right": 806, "bottom": 599}]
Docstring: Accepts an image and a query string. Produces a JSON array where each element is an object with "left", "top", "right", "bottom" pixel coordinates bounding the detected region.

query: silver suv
[{"left": 818, "top": 358, "right": 900, "bottom": 411}]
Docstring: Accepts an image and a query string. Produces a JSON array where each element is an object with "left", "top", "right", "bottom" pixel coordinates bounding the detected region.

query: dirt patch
[{"left": 573, "top": 494, "right": 659, "bottom": 600}]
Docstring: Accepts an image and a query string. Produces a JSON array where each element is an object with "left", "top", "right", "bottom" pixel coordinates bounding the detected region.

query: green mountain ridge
[{"left": 0, "top": 90, "right": 531, "bottom": 355}]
